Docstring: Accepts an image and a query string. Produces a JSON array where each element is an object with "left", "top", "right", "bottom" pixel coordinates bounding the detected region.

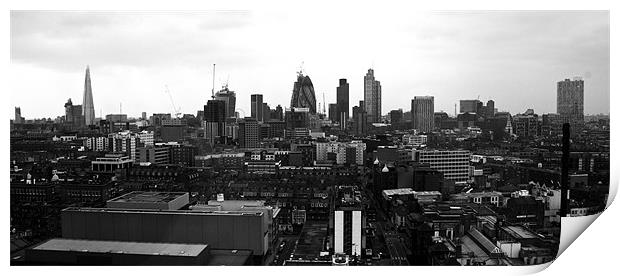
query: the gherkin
[{"left": 290, "top": 72, "right": 317, "bottom": 114}]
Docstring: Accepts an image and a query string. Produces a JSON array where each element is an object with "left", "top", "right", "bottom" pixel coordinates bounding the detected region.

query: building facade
[
  {"left": 239, "top": 117, "right": 259, "bottom": 148},
  {"left": 413, "top": 150, "right": 472, "bottom": 184},
  {"left": 290, "top": 72, "right": 317, "bottom": 114},
  {"left": 411, "top": 96, "right": 435, "bottom": 133},
  {"left": 364, "top": 69, "right": 381, "bottom": 123},
  {"left": 82, "top": 66, "right": 96, "bottom": 126},
  {"left": 336, "top": 78, "right": 349, "bottom": 129},
  {"left": 557, "top": 78, "right": 584, "bottom": 127},
  {"left": 251, "top": 94, "right": 264, "bottom": 122},
  {"left": 214, "top": 85, "right": 237, "bottom": 119}
]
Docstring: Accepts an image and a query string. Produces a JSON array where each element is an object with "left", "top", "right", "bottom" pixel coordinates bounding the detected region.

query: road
[
  {"left": 364, "top": 186, "right": 410, "bottom": 266},
  {"left": 269, "top": 234, "right": 302, "bottom": 265}
]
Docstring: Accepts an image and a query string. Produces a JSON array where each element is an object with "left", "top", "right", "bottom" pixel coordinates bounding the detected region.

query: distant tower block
[{"left": 82, "top": 66, "right": 96, "bottom": 126}]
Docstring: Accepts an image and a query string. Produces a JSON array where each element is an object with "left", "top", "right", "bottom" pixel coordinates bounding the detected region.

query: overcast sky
[{"left": 10, "top": 10, "right": 609, "bottom": 120}]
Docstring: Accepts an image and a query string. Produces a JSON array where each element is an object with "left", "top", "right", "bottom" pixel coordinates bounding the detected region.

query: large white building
[
  {"left": 84, "top": 136, "right": 109, "bottom": 151},
  {"left": 413, "top": 149, "right": 472, "bottom": 184},
  {"left": 108, "top": 130, "right": 154, "bottom": 161},
  {"left": 316, "top": 140, "right": 366, "bottom": 165},
  {"left": 332, "top": 186, "right": 364, "bottom": 256},
  {"left": 402, "top": 134, "right": 428, "bottom": 147}
]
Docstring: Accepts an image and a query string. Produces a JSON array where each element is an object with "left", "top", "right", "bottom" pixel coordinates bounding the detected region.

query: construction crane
[{"left": 164, "top": 85, "right": 182, "bottom": 118}]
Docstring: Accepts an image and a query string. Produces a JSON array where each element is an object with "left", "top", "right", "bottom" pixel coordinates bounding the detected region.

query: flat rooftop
[
  {"left": 63, "top": 207, "right": 265, "bottom": 217},
  {"left": 382, "top": 188, "right": 442, "bottom": 199},
  {"left": 205, "top": 200, "right": 266, "bottom": 210},
  {"left": 32, "top": 238, "right": 208, "bottom": 257},
  {"left": 383, "top": 188, "right": 415, "bottom": 197},
  {"left": 502, "top": 226, "right": 540, "bottom": 240},
  {"left": 291, "top": 221, "right": 329, "bottom": 261},
  {"left": 207, "top": 249, "right": 253, "bottom": 266},
  {"left": 108, "top": 191, "right": 188, "bottom": 204}
]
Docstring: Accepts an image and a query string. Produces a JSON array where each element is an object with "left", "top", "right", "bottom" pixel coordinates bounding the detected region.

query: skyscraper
[
  {"left": 389, "top": 109, "right": 403, "bottom": 124},
  {"left": 251, "top": 94, "right": 264, "bottom": 122},
  {"left": 284, "top": 107, "right": 310, "bottom": 139},
  {"left": 239, "top": 117, "right": 259, "bottom": 148},
  {"left": 557, "top": 78, "right": 584, "bottom": 126},
  {"left": 329, "top": 103, "right": 338, "bottom": 122},
  {"left": 336, "top": 78, "right": 349, "bottom": 129},
  {"left": 64, "top": 98, "right": 84, "bottom": 127},
  {"left": 204, "top": 100, "right": 226, "bottom": 145},
  {"left": 82, "top": 66, "right": 95, "bottom": 126},
  {"left": 486, "top": 100, "right": 495, "bottom": 118},
  {"left": 459, "top": 100, "right": 481, "bottom": 114},
  {"left": 352, "top": 100, "right": 367, "bottom": 135},
  {"left": 262, "top": 103, "right": 270, "bottom": 122},
  {"left": 412, "top": 96, "right": 435, "bottom": 133},
  {"left": 272, "top": 105, "right": 284, "bottom": 121},
  {"left": 364, "top": 69, "right": 381, "bottom": 123},
  {"left": 290, "top": 72, "right": 317, "bottom": 114},
  {"left": 214, "top": 85, "right": 237, "bottom": 119},
  {"left": 14, "top": 107, "right": 24, "bottom": 124}
]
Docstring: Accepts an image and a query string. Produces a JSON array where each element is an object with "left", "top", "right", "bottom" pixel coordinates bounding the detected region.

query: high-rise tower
[
  {"left": 290, "top": 71, "right": 317, "bottom": 114},
  {"left": 336, "top": 78, "right": 349, "bottom": 129},
  {"left": 82, "top": 66, "right": 96, "bottom": 126},
  {"left": 411, "top": 96, "right": 435, "bottom": 133},
  {"left": 251, "top": 94, "right": 264, "bottom": 122},
  {"left": 363, "top": 69, "right": 381, "bottom": 123},
  {"left": 214, "top": 84, "right": 237, "bottom": 119},
  {"left": 557, "top": 78, "right": 584, "bottom": 126}
]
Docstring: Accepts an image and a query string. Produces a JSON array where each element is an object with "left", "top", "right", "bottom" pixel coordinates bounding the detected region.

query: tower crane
[{"left": 164, "top": 85, "right": 182, "bottom": 118}]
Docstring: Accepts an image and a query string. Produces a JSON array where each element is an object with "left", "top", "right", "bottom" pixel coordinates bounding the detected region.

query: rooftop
[
  {"left": 502, "top": 226, "right": 540, "bottom": 240},
  {"left": 32, "top": 238, "right": 208, "bottom": 257},
  {"left": 108, "top": 191, "right": 188, "bottom": 204},
  {"left": 63, "top": 207, "right": 264, "bottom": 217},
  {"left": 206, "top": 249, "right": 253, "bottom": 266},
  {"left": 382, "top": 188, "right": 442, "bottom": 200}
]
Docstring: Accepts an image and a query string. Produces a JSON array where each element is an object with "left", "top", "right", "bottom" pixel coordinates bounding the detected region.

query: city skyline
[
  {"left": 10, "top": 11, "right": 609, "bottom": 119},
  {"left": 9, "top": 8, "right": 612, "bottom": 267}
]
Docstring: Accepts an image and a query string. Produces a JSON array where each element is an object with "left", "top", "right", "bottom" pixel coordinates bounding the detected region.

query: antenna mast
[{"left": 212, "top": 64, "right": 216, "bottom": 99}]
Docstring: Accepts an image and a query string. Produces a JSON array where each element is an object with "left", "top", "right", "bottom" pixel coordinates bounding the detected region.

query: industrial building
[
  {"left": 59, "top": 191, "right": 277, "bottom": 260},
  {"left": 106, "top": 191, "right": 189, "bottom": 210},
  {"left": 24, "top": 238, "right": 254, "bottom": 265}
]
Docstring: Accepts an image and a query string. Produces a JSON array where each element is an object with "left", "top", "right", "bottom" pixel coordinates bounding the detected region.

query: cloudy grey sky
[{"left": 10, "top": 10, "right": 609, "bottom": 119}]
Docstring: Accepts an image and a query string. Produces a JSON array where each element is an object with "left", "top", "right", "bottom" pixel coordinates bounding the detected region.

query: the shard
[{"left": 82, "top": 66, "right": 95, "bottom": 126}]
